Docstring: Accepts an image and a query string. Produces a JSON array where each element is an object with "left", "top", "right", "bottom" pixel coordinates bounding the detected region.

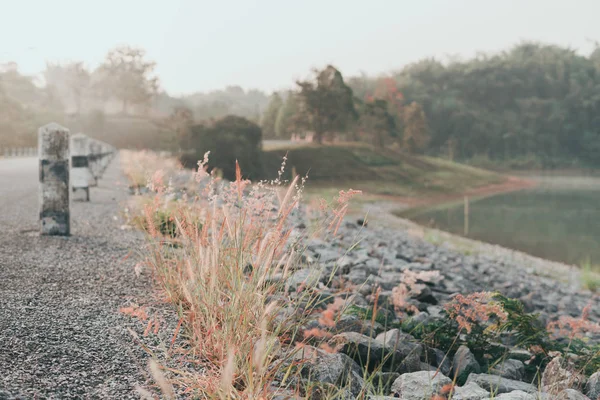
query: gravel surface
[{"left": 0, "top": 156, "right": 154, "bottom": 399}]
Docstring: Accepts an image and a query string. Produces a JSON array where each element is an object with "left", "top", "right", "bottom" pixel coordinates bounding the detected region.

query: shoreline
[
  {"left": 386, "top": 174, "right": 536, "bottom": 214},
  {"left": 352, "top": 175, "right": 592, "bottom": 287}
]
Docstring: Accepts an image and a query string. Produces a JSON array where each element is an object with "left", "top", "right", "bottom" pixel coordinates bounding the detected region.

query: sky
[{"left": 1, "top": 0, "right": 600, "bottom": 96}]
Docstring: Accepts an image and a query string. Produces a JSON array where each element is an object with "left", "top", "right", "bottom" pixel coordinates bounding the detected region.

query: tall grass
[
  {"left": 121, "top": 149, "right": 182, "bottom": 191},
  {"left": 580, "top": 258, "right": 600, "bottom": 293},
  {"left": 132, "top": 152, "right": 361, "bottom": 398}
]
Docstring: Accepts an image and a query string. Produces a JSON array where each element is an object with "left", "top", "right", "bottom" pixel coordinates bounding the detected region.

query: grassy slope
[{"left": 262, "top": 143, "right": 505, "bottom": 200}]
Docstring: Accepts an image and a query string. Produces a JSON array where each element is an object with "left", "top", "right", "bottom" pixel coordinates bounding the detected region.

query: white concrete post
[
  {"left": 39, "top": 123, "right": 70, "bottom": 236},
  {"left": 88, "top": 139, "right": 102, "bottom": 185},
  {"left": 70, "top": 133, "right": 93, "bottom": 201}
]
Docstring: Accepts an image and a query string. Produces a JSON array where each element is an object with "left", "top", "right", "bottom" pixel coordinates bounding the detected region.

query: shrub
[{"left": 187, "top": 115, "right": 263, "bottom": 180}]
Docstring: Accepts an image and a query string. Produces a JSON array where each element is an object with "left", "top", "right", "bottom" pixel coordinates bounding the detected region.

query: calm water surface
[{"left": 406, "top": 175, "right": 600, "bottom": 266}]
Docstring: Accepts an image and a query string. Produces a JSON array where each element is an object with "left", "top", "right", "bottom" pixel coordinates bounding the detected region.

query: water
[{"left": 405, "top": 175, "right": 600, "bottom": 266}]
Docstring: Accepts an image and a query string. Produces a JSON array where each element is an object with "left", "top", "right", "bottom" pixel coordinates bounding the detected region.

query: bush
[{"left": 187, "top": 115, "right": 263, "bottom": 180}]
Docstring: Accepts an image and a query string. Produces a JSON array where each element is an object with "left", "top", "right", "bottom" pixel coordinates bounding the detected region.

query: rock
[
  {"left": 451, "top": 381, "right": 490, "bottom": 400},
  {"left": 291, "top": 345, "right": 366, "bottom": 397},
  {"left": 390, "top": 370, "right": 452, "bottom": 399},
  {"left": 494, "top": 391, "right": 537, "bottom": 399},
  {"left": 335, "top": 314, "right": 382, "bottom": 338},
  {"left": 490, "top": 359, "right": 525, "bottom": 381},
  {"left": 419, "top": 362, "right": 437, "bottom": 371},
  {"left": 286, "top": 268, "right": 322, "bottom": 290},
  {"left": 330, "top": 332, "right": 421, "bottom": 373},
  {"left": 465, "top": 373, "right": 536, "bottom": 394},
  {"left": 270, "top": 388, "right": 299, "bottom": 399},
  {"left": 585, "top": 371, "right": 600, "bottom": 400},
  {"left": 426, "top": 305, "right": 444, "bottom": 318},
  {"left": 430, "top": 347, "right": 452, "bottom": 376},
  {"left": 415, "top": 286, "right": 438, "bottom": 305},
  {"left": 508, "top": 348, "right": 534, "bottom": 362},
  {"left": 555, "top": 389, "right": 591, "bottom": 400},
  {"left": 453, "top": 345, "right": 481, "bottom": 383},
  {"left": 541, "top": 356, "right": 583, "bottom": 395},
  {"left": 315, "top": 248, "right": 343, "bottom": 263},
  {"left": 375, "top": 328, "right": 415, "bottom": 347},
  {"left": 371, "top": 371, "right": 399, "bottom": 395}
]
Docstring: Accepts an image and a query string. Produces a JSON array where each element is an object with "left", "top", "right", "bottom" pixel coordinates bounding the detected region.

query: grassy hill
[{"left": 262, "top": 143, "right": 505, "bottom": 201}]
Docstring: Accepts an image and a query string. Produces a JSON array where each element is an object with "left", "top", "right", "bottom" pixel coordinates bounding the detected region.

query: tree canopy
[
  {"left": 96, "top": 46, "right": 159, "bottom": 114},
  {"left": 296, "top": 65, "right": 357, "bottom": 144}
]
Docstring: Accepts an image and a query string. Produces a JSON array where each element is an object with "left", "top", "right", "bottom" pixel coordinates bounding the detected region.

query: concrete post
[
  {"left": 71, "top": 133, "right": 92, "bottom": 201},
  {"left": 88, "top": 139, "right": 102, "bottom": 185},
  {"left": 39, "top": 123, "right": 70, "bottom": 236}
]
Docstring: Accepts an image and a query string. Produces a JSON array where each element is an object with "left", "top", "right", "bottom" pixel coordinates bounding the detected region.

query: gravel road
[{"left": 0, "top": 156, "right": 152, "bottom": 399}]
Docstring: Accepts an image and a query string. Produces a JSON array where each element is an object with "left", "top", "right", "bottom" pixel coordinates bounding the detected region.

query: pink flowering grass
[{"left": 128, "top": 152, "right": 361, "bottom": 398}]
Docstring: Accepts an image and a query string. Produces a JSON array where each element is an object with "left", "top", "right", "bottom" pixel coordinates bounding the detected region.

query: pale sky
[{"left": 1, "top": 0, "right": 600, "bottom": 96}]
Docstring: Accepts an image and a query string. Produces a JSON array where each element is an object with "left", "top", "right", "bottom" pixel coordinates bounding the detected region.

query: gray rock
[
  {"left": 465, "top": 373, "right": 536, "bottom": 394},
  {"left": 490, "top": 359, "right": 525, "bottom": 381},
  {"left": 286, "top": 268, "right": 322, "bottom": 290},
  {"left": 419, "top": 362, "right": 438, "bottom": 371},
  {"left": 557, "top": 389, "right": 590, "bottom": 400},
  {"left": 494, "top": 391, "right": 537, "bottom": 399},
  {"left": 292, "top": 345, "right": 366, "bottom": 397},
  {"left": 451, "top": 381, "right": 490, "bottom": 399},
  {"left": 371, "top": 371, "right": 399, "bottom": 395},
  {"left": 335, "top": 314, "right": 382, "bottom": 337},
  {"left": 507, "top": 348, "right": 534, "bottom": 362},
  {"left": 390, "top": 370, "right": 452, "bottom": 399},
  {"left": 453, "top": 345, "right": 481, "bottom": 383},
  {"left": 330, "top": 332, "right": 421, "bottom": 373},
  {"left": 315, "top": 248, "right": 343, "bottom": 263},
  {"left": 585, "top": 371, "right": 600, "bottom": 400},
  {"left": 431, "top": 347, "right": 452, "bottom": 376},
  {"left": 541, "top": 356, "right": 583, "bottom": 395},
  {"left": 375, "top": 328, "right": 415, "bottom": 347}
]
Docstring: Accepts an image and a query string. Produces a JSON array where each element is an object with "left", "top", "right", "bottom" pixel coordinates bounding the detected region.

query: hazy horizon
[{"left": 2, "top": 0, "right": 600, "bottom": 96}]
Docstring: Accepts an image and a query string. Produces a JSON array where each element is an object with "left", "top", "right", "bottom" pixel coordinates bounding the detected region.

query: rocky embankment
[
  {"left": 145, "top": 170, "right": 600, "bottom": 399},
  {"left": 274, "top": 216, "right": 600, "bottom": 399}
]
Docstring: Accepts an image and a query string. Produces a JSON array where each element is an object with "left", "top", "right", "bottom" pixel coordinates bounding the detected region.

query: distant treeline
[
  {"left": 379, "top": 42, "right": 600, "bottom": 168},
  {"left": 3, "top": 42, "right": 600, "bottom": 168},
  {"left": 260, "top": 42, "right": 600, "bottom": 168}
]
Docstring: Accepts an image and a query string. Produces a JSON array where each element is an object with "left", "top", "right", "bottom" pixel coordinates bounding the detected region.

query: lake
[{"left": 403, "top": 175, "right": 600, "bottom": 266}]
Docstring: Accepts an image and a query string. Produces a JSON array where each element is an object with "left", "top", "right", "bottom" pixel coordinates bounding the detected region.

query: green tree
[
  {"left": 96, "top": 46, "right": 158, "bottom": 114},
  {"left": 167, "top": 106, "right": 194, "bottom": 149},
  {"left": 274, "top": 92, "right": 304, "bottom": 138},
  {"left": 261, "top": 92, "right": 283, "bottom": 138},
  {"left": 403, "top": 102, "right": 429, "bottom": 154},
  {"left": 296, "top": 65, "right": 357, "bottom": 144},
  {"left": 188, "top": 115, "right": 263, "bottom": 180},
  {"left": 360, "top": 99, "right": 397, "bottom": 148}
]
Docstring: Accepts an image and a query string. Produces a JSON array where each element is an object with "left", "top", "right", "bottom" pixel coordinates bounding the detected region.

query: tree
[
  {"left": 296, "top": 65, "right": 357, "bottom": 144},
  {"left": 360, "top": 99, "right": 397, "bottom": 148},
  {"left": 44, "top": 62, "right": 90, "bottom": 114},
  {"left": 274, "top": 92, "right": 305, "bottom": 138},
  {"left": 261, "top": 92, "right": 283, "bottom": 138},
  {"left": 96, "top": 46, "right": 158, "bottom": 114},
  {"left": 403, "top": 102, "right": 429, "bottom": 154},
  {"left": 167, "top": 106, "right": 194, "bottom": 149},
  {"left": 65, "top": 63, "right": 90, "bottom": 115},
  {"left": 187, "top": 115, "right": 263, "bottom": 180}
]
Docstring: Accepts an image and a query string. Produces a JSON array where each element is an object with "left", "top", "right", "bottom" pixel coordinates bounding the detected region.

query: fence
[
  {"left": 1, "top": 147, "right": 37, "bottom": 157},
  {"left": 38, "top": 123, "right": 117, "bottom": 235}
]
